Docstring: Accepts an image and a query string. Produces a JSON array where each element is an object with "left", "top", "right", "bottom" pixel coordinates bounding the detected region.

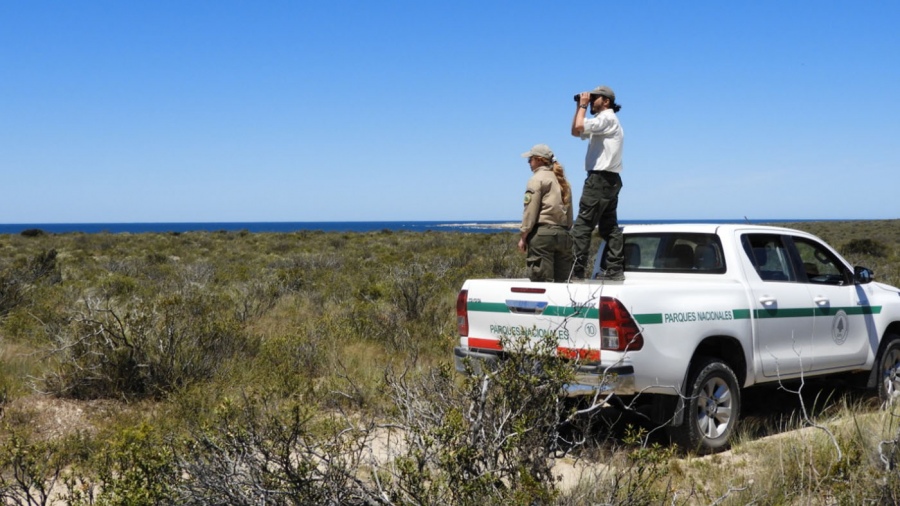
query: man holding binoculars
[{"left": 570, "top": 85, "right": 625, "bottom": 281}]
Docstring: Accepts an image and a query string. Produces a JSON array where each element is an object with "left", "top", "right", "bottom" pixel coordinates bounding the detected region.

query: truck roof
[{"left": 621, "top": 223, "right": 809, "bottom": 236}]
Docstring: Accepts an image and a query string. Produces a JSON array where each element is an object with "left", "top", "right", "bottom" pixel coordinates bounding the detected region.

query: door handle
[
  {"left": 758, "top": 296, "right": 776, "bottom": 306},
  {"left": 813, "top": 296, "right": 830, "bottom": 306}
]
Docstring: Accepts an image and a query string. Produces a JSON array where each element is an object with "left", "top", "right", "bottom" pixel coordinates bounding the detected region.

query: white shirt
[{"left": 581, "top": 109, "right": 624, "bottom": 173}]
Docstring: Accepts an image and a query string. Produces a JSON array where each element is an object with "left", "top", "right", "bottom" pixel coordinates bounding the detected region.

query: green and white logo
[{"left": 832, "top": 310, "right": 849, "bottom": 345}]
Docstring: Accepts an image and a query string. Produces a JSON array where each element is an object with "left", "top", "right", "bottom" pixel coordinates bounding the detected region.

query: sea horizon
[{"left": 0, "top": 218, "right": 885, "bottom": 235}]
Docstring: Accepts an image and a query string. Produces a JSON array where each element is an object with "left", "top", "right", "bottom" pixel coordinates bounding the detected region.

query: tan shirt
[{"left": 520, "top": 166, "right": 572, "bottom": 234}]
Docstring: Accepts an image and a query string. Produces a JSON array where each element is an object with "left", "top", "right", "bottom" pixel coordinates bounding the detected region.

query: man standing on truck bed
[{"left": 570, "top": 85, "right": 624, "bottom": 281}]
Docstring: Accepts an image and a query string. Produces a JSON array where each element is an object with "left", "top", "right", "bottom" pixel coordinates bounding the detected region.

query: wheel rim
[
  {"left": 696, "top": 377, "right": 733, "bottom": 439},
  {"left": 882, "top": 347, "right": 900, "bottom": 400}
]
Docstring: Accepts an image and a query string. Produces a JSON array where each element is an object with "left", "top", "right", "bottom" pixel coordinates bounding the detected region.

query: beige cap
[
  {"left": 591, "top": 85, "right": 615, "bottom": 101},
  {"left": 521, "top": 144, "right": 554, "bottom": 161}
]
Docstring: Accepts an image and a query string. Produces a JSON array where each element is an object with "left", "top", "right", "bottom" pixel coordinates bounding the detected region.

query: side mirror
[{"left": 854, "top": 266, "right": 874, "bottom": 284}]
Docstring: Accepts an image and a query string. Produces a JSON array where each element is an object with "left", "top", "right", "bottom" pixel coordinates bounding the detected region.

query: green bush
[
  {"left": 0, "top": 248, "right": 61, "bottom": 318},
  {"left": 173, "top": 394, "right": 375, "bottom": 505},
  {"left": 0, "top": 270, "right": 26, "bottom": 319},
  {"left": 44, "top": 289, "right": 252, "bottom": 400},
  {"left": 75, "top": 423, "right": 178, "bottom": 505},
  {"left": 376, "top": 334, "right": 585, "bottom": 505},
  {"left": 843, "top": 238, "right": 889, "bottom": 257},
  {"left": 0, "top": 424, "right": 92, "bottom": 505},
  {"left": 20, "top": 228, "right": 46, "bottom": 238}
]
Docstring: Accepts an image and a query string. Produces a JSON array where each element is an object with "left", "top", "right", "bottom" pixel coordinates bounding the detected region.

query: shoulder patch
[{"left": 524, "top": 192, "right": 533, "bottom": 204}]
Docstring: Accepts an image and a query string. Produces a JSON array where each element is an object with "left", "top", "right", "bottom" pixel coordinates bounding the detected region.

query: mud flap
[{"left": 650, "top": 394, "right": 683, "bottom": 427}]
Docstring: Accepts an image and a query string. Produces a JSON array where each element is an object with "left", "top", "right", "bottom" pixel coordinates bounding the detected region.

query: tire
[
  {"left": 876, "top": 334, "right": 900, "bottom": 405},
  {"left": 670, "top": 357, "right": 741, "bottom": 454}
]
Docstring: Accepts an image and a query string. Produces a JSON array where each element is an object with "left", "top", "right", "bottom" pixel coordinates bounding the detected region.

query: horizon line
[{"left": 3, "top": 217, "right": 897, "bottom": 226}]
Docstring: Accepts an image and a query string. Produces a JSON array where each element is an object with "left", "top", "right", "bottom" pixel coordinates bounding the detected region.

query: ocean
[
  {"left": 0, "top": 221, "right": 525, "bottom": 235},
  {"left": 0, "top": 219, "right": 819, "bottom": 235}
]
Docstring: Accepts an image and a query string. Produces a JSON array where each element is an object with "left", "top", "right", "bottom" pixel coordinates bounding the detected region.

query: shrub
[
  {"left": 843, "top": 238, "right": 889, "bottom": 257},
  {"left": 375, "top": 334, "right": 586, "bottom": 505},
  {"left": 20, "top": 228, "right": 46, "bottom": 238},
  {"left": 24, "top": 248, "right": 61, "bottom": 284},
  {"left": 89, "top": 423, "right": 177, "bottom": 505},
  {"left": 255, "top": 328, "right": 332, "bottom": 396},
  {"left": 0, "top": 271, "right": 26, "bottom": 319},
  {"left": 173, "top": 394, "right": 377, "bottom": 505},
  {"left": 0, "top": 248, "right": 61, "bottom": 318},
  {"left": 389, "top": 258, "right": 452, "bottom": 326},
  {"left": 0, "top": 425, "right": 92, "bottom": 505},
  {"left": 44, "top": 289, "right": 251, "bottom": 400}
]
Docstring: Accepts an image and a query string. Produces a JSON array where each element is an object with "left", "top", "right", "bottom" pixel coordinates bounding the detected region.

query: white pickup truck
[{"left": 453, "top": 224, "right": 900, "bottom": 453}]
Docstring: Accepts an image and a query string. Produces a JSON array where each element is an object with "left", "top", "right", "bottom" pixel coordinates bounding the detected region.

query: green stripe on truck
[{"left": 467, "top": 303, "right": 880, "bottom": 324}]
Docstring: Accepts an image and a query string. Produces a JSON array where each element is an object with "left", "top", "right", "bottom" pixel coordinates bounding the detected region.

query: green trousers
[
  {"left": 526, "top": 226, "right": 574, "bottom": 282},
  {"left": 572, "top": 171, "right": 624, "bottom": 277}
]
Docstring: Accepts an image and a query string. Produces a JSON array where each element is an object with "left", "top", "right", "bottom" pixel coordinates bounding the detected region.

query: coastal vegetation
[{"left": 0, "top": 220, "right": 899, "bottom": 504}]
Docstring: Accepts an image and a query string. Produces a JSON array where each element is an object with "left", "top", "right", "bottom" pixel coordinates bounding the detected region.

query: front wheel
[
  {"left": 876, "top": 334, "right": 900, "bottom": 405},
  {"left": 670, "top": 357, "right": 741, "bottom": 454}
]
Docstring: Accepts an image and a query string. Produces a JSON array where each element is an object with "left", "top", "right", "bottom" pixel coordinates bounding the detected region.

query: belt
[
  {"left": 588, "top": 170, "right": 622, "bottom": 179},
  {"left": 537, "top": 224, "right": 568, "bottom": 230}
]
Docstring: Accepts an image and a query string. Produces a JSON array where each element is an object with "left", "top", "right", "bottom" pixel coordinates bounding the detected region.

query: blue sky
[{"left": 2, "top": 1, "right": 898, "bottom": 223}]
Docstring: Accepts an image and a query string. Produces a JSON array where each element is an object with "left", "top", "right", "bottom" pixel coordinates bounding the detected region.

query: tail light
[
  {"left": 456, "top": 289, "right": 469, "bottom": 337},
  {"left": 599, "top": 296, "right": 642, "bottom": 351}
]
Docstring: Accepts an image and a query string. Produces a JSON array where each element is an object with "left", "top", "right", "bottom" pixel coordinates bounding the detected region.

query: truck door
[
  {"left": 789, "top": 235, "right": 869, "bottom": 371},
  {"left": 741, "top": 233, "right": 815, "bottom": 378}
]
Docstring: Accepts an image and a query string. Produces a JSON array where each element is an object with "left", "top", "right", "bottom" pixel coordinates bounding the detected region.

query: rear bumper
[{"left": 453, "top": 346, "right": 636, "bottom": 397}]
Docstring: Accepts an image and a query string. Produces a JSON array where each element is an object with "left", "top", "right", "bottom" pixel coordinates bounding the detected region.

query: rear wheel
[
  {"left": 876, "top": 334, "right": 900, "bottom": 404},
  {"left": 670, "top": 357, "right": 740, "bottom": 454}
]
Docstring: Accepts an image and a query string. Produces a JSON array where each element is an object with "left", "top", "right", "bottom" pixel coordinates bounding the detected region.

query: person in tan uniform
[{"left": 518, "top": 144, "right": 574, "bottom": 282}]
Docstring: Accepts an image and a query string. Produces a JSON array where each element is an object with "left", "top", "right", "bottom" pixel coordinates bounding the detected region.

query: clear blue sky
[{"left": 2, "top": 1, "right": 898, "bottom": 223}]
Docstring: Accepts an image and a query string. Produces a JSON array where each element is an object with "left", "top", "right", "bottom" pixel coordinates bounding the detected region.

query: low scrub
[
  {"left": 0, "top": 222, "right": 898, "bottom": 503},
  {"left": 843, "top": 237, "right": 889, "bottom": 257}
]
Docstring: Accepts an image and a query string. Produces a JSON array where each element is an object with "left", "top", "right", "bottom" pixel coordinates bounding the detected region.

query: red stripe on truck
[
  {"left": 557, "top": 347, "right": 601, "bottom": 362},
  {"left": 467, "top": 337, "right": 503, "bottom": 350}
]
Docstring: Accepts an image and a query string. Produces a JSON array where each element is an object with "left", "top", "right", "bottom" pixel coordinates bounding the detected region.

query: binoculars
[{"left": 573, "top": 93, "right": 600, "bottom": 102}]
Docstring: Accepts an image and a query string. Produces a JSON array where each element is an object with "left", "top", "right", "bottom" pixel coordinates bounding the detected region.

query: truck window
[
  {"left": 741, "top": 234, "right": 797, "bottom": 282},
  {"left": 792, "top": 236, "right": 851, "bottom": 285},
  {"left": 623, "top": 233, "right": 725, "bottom": 273}
]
